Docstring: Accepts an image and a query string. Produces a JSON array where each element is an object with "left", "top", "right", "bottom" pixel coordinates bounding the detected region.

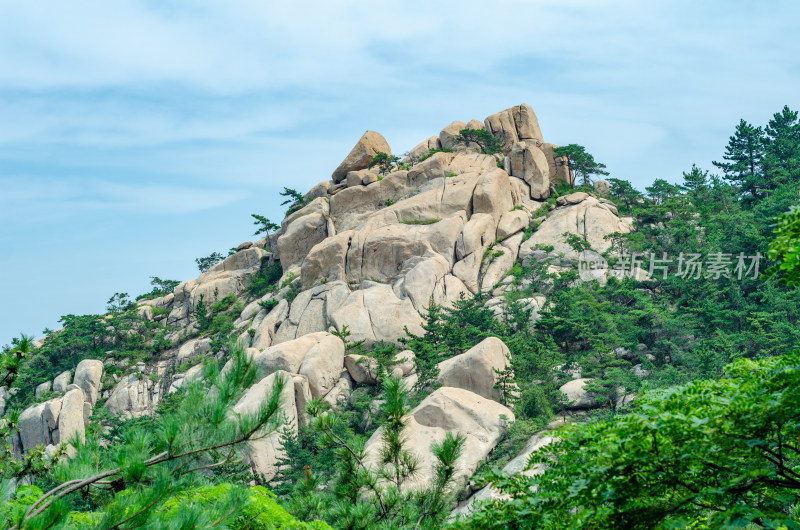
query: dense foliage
[{"left": 456, "top": 351, "right": 800, "bottom": 529}]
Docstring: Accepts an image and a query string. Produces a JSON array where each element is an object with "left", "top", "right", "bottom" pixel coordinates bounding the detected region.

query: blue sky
[{"left": 1, "top": 0, "right": 799, "bottom": 343}]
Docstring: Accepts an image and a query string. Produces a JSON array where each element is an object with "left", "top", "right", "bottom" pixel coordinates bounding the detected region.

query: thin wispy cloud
[{"left": 1, "top": 0, "right": 798, "bottom": 341}]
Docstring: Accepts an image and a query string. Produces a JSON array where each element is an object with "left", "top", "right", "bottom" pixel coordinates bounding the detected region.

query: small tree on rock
[
  {"left": 553, "top": 144, "right": 609, "bottom": 186},
  {"left": 456, "top": 128, "right": 502, "bottom": 155}
]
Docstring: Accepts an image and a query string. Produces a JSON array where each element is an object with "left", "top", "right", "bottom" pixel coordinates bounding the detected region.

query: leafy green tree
[
  {"left": 606, "top": 178, "right": 643, "bottom": 212},
  {"left": 456, "top": 128, "right": 503, "bottom": 155},
  {"left": 766, "top": 205, "right": 800, "bottom": 287},
  {"left": 0, "top": 335, "right": 33, "bottom": 389},
  {"left": 106, "top": 292, "right": 131, "bottom": 313},
  {"left": 280, "top": 187, "right": 307, "bottom": 216},
  {"left": 644, "top": 178, "right": 680, "bottom": 204},
  {"left": 458, "top": 352, "right": 800, "bottom": 529},
  {"left": 196, "top": 251, "right": 224, "bottom": 273},
  {"left": 368, "top": 152, "right": 401, "bottom": 174},
  {"left": 251, "top": 214, "right": 280, "bottom": 238},
  {"left": 137, "top": 276, "right": 180, "bottom": 300},
  {"left": 553, "top": 144, "right": 609, "bottom": 186}
]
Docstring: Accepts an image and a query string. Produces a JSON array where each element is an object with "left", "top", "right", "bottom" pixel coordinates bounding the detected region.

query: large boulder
[
  {"left": 364, "top": 387, "right": 513, "bottom": 491},
  {"left": 452, "top": 420, "right": 565, "bottom": 519},
  {"left": 233, "top": 370, "right": 297, "bottom": 482},
  {"left": 344, "top": 354, "right": 380, "bottom": 385},
  {"left": 106, "top": 375, "right": 161, "bottom": 418},
  {"left": 17, "top": 387, "right": 87, "bottom": 453},
  {"left": 519, "top": 195, "right": 632, "bottom": 263},
  {"left": 541, "top": 143, "right": 573, "bottom": 186},
  {"left": 559, "top": 378, "right": 600, "bottom": 409},
  {"left": 407, "top": 136, "right": 442, "bottom": 162},
  {"left": 252, "top": 332, "right": 344, "bottom": 377},
  {"left": 329, "top": 284, "right": 424, "bottom": 345},
  {"left": 331, "top": 131, "right": 391, "bottom": 183},
  {"left": 509, "top": 141, "right": 550, "bottom": 200},
  {"left": 437, "top": 338, "right": 513, "bottom": 402},
  {"left": 439, "top": 121, "right": 467, "bottom": 150},
  {"left": 52, "top": 370, "right": 72, "bottom": 393},
  {"left": 484, "top": 104, "right": 543, "bottom": 152},
  {"left": 167, "top": 247, "right": 268, "bottom": 328},
  {"left": 35, "top": 381, "right": 51, "bottom": 398},
  {"left": 73, "top": 359, "right": 104, "bottom": 407},
  {"left": 277, "top": 211, "right": 329, "bottom": 270},
  {"left": 298, "top": 337, "right": 345, "bottom": 399}
]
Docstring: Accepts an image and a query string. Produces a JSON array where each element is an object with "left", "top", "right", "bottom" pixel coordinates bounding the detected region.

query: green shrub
[
  {"left": 418, "top": 147, "right": 453, "bottom": 162},
  {"left": 258, "top": 299, "right": 280, "bottom": 313},
  {"left": 455, "top": 128, "right": 502, "bottom": 154},
  {"left": 400, "top": 218, "right": 440, "bottom": 225},
  {"left": 248, "top": 259, "right": 283, "bottom": 298}
]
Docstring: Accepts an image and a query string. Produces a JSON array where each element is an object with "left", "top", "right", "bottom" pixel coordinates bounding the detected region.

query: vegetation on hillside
[{"left": 1, "top": 104, "right": 799, "bottom": 527}]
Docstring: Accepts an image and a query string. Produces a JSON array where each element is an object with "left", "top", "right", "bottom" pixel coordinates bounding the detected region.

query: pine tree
[
  {"left": 301, "top": 376, "right": 466, "bottom": 529},
  {"left": 553, "top": 144, "right": 609, "bottom": 186},
  {"left": 3, "top": 340, "right": 288, "bottom": 528},
  {"left": 763, "top": 105, "right": 800, "bottom": 188},
  {"left": 712, "top": 119, "right": 766, "bottom": 203}
]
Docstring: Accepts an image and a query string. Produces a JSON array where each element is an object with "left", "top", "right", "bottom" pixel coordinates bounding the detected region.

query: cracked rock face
[{"left": 88, "top": 103, "right": 636, "bottom": 492}]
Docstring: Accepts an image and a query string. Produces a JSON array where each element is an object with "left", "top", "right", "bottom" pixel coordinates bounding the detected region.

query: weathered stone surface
[
  {"left": 332, "top": 131, "right": 391, "bottom": 183},
  {"left": 281, "top": 197, "right": 330, "bottom": 231},
  {"left": 472, "top": 169, "right": 514, "bottom": 221},
  {"left": 251, "top": 299, "right": 290, "bottom": 350},
  {"left": 106, "top": 375, "right": 161, "bottom": 418},
  {"left": 509, "top": 141, "right": 550, "bottom": 200},
  {"left": 396, "top": 255, "right": 450, "bottom": 313},
  {"left": 277, "top": 211, "right": 329, "bottom": 269},
  {"left": 73, "top": 359, "right": 104, "bottom": 407},
  {"left": 301, "top": 231, "right": 354, "bottom": 289},
  {"left": 253, "top": 332, "right": 344, "bottom": 376},
  {"left": 496, "top": 210, "right": 530, "bottom": 240},
  {"left": 364, "top": 387, "right": 513, "bottom": 491},
  {"left": 395, "top": 350, "right": 416, "bottom": 376},
  {"left": 344, "top": 354, "right": 380, "bottom": 385},
  {"left": 541, "top": 142, "right": 573, "bottom": 186},
  {"left": 484, "top": 103, "right": 543, "bottom": 152},
  {"left": 167, "top": 247, "right": 268, "bottom": 328},
  {"left": 177, "top": 337, "right": 211, "bottom": 363},
  {"left": 559, "top": 378, "right": 600, "bottom": 409},
  {"left": 272, "top": 281, "right": 350, "bottom": 343},
  {"left": 452, "top": 420, "right": 565, "bottom": 519},
  {"left": 407, "top": 136, "right": 442, "bottom": 162},
  {"left": 594, "top": 180, "right": 611, "bottom": 196},
  {"left": 53, "top": 370, "right": 71, "bottom": 393},
  {"left": 298, "top": 336, "right": 345, "bottom": 399},
  {"left": 480, "top": 237, "right": 519, "bottom": 293},
  {"left": 456, "top": 214, "right": 496, "bottom": 261},
  {"left": 322, "top": 372, "right": 353, "bottom": 407},
  {"left": 519, "top": 197, "right": 632, "bottom": 263},
  {"left": 437, "top": 338, "right": 512, "bottom": 402},
  {"left": 35, "top": 381, "right": 51, "bottom": 398},
  {"left": 18, "top": 403, "right": 49, "bottom": 452},
  {"left": 17, "top": 387, "right": 87, "bottom": 453},
  {"left": 58, "top": 387, "right": 87, "bottom": 445},
  {"left": 233, "top": 370, "right": 297, "bottom": 481},
  {"left": 440, "top": 121, "right": 467, "bottom": 150},
  {"left": 330, "top": 284, "right": 424, "bottom": 345}
]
